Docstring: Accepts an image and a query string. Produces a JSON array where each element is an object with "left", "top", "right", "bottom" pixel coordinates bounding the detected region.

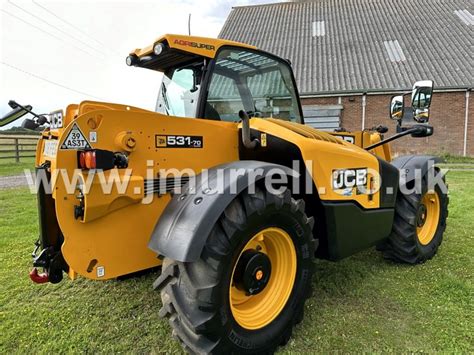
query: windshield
[
  {"left": 155, "top": 48, "right": 302, "bottom": 123},
  {"left": 156, "top": 65, "right": 201, "bottom": 117},
  {"left": 205, "top": 48, "right": 302, "bottom": 123}
]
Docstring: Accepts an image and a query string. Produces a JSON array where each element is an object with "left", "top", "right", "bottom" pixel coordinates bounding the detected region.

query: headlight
[{"left": 153, "top": 43, "right": 165, "bottom": 56}]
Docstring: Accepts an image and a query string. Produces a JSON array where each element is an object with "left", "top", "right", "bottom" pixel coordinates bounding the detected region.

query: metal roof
[{"left": 219, "top": 0, "right": 474, "bottom": 94}]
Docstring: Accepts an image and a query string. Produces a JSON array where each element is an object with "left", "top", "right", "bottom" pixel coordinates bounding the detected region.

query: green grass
[
  {"left": 440, "top": 154, "right": 474, "bottom": 164},
  {"left": 0, "top": 172, "right": 473, "bottom": 353},
  {"left": 0, "top": 158, "right": 35, "bottom": 176}
]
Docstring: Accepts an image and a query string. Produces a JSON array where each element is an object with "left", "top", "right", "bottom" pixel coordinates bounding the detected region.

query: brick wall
[
  {"left": 468, "top": 91, "right": 473, "bottom": 156},
  {"left": 301, "top": 90, "right": 472, "bottom": 156}
]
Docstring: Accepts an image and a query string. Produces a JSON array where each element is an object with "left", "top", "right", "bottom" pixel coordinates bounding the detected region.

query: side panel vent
[{"left": 267, "top": 118, "right": 342, "bottom": 144}]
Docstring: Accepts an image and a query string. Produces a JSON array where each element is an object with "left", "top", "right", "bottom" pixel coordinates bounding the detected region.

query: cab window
[
  {"left": 205, "top": 48, "right": 302, "bottom": 123},
  {"left": 156, "top": 66, "right": 201, "bottom": 117}
]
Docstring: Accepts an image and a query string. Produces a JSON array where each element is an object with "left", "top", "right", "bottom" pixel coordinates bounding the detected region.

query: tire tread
[{"left": 155, "top": 187, "right": 316, "bottom": 354}]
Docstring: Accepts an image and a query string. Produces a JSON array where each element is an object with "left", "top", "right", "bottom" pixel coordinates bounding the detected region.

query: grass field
[
  {"left": 0, "top": 158, "right": 35, "bottom": 176},
  {"left": 0, "top": 170, "right": 473, "bottom": 353}
]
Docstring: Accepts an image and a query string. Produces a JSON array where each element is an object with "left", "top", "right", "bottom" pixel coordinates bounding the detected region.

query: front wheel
[
  {"left": 380, "top": 170, "right": 448, "bottom": 264},
  {"left": 154, "top": 187, "right": 316, "bottom": 354}
]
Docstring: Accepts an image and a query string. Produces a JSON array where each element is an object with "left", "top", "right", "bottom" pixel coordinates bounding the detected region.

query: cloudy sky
[{"left": 0, "top": 0, "right": 278, "bottom": 128}]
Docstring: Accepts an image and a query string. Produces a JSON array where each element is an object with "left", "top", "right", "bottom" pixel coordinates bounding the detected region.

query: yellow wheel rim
[
  {"left": 416, "top": 190, "right": 441, "bottom": 245},
  {"left": 229, "top": 227, "right": 297, "bottom": 330}
]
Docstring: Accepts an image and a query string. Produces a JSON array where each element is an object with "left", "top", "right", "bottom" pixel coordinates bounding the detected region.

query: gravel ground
[{"left": 0, "top": 174, "right": 29, "bottom": 189}]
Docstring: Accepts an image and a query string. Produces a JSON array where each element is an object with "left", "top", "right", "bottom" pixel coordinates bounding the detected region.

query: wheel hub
[
  {"left": 233, "top": 249, "right": 271, "bottom": 295},
  {"left": 417, "top": 204, "right": 428, "bottom": 227},
  {"left": 229, "top": 227, "right": 297, "bottom": 330},
  {"left": 416, "top": 191, "right": 441, "bottom": 245}
]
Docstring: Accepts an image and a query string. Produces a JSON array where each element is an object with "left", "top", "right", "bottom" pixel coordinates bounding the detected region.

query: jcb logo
[
  {"left": 332, "top": 168, "right": 368, "bottom": 190},
  {"left": 156, "top": 136, "right": 167, "bottom": 147}
]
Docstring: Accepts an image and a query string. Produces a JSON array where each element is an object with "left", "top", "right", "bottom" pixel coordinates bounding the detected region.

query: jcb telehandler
[{"left": 1, "top": 34, "right": 448, "bottom": 353}]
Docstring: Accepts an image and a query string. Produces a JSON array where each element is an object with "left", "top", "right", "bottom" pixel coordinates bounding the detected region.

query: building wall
[
  {"left": 301, "top": 91, "right": 472, "bottom": 157},
  {"left": 468, "top": 91, "right": 474, "bottom": 157}
]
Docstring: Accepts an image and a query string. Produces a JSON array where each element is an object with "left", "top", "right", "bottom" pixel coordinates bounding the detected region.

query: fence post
[{"left": 14, "top": 138, "right": 20, "bottom": 163}]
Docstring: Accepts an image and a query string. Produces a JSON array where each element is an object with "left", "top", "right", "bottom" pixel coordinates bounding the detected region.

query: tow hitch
[
  {"left": 31, "top": 164, "right": 69, "bottom": 284},
  {"left": 29, "top": 268, "right": 49, "bottom": 284},
  {"left": 30, "top": 239, "right": 67, "bottom": 284}
]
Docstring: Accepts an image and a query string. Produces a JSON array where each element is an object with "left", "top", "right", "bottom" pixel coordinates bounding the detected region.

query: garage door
[{"left": 303, "top": 104, "right": 342, "bottom": 131}]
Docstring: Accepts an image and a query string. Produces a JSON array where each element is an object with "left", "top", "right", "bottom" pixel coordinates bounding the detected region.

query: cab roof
[{"left": 130, "top": 34, "right": 256, "bottom": 59}]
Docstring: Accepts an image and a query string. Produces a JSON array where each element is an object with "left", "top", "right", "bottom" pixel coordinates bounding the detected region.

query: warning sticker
[{"left": 60, "top": 123, "right": 91, "bottom": 150}]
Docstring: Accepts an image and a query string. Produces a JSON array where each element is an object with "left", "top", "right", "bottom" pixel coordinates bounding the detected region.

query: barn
[{"left": 219, "top": 0, "right": 473, "bottom": 156}]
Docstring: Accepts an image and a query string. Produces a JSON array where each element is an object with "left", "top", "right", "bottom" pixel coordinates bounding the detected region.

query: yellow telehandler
[{"left": 1, "top": 34, "right": 448, "bottom": 353}]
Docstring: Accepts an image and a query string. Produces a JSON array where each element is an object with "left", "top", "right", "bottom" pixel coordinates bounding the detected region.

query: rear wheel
[
  {"left": 154, "top": 187, "right": 316, "bottom": 353},
  {"left": 381, "top": 171, "right": 448, "bottom": 263}
]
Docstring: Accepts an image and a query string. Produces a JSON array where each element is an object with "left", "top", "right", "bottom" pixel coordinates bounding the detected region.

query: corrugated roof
[{"left": 219, "top": 0, "right": 473, "bottom": 94}]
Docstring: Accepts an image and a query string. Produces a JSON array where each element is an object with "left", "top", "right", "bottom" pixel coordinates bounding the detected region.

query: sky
[{"left": 0, "top": 0, "right": 279, "bottom": 128}]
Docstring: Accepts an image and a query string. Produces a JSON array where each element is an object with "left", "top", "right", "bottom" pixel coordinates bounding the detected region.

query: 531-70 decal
[{"left": 155, "top": 135, "right": 203, "bottom": 148}]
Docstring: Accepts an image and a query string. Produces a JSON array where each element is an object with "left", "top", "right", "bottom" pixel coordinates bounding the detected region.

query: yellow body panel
[
  {"left": 37, "top": 106, "right": 239, "bottom": 280},
  {"left": 36, "top": 103, "right": 386, "bottom": 280},
  {"left": 249, "top": 119, "right": 381, "bottom": 209},
  {"left": 130, "top": 34, "right": 256, "bottom": 59},
  {"left": 332, "top": 130, "right": 392, "bottom": 162}
]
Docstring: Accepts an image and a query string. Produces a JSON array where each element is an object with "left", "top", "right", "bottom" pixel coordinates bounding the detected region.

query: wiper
[{"left": 160, "top": 82, "right": 171, "bottom": 115}]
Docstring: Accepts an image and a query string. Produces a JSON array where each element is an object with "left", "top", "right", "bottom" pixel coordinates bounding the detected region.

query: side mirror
[
  {"left": 389, "top": 95, "right": 404, "bottom": 120},
  {"left": 21, "top": 118, "right": 39, "bottom": 130},
  {"left": 37, "top": 115, "right": 48, "bottom": 125},
  {"left": 411, "top": 80, "right": 433, "bottom": 122},
  {"left": 8, "top": 100, "right": 19, "bottom": 109},
  {"left": 0, "top": 105, "right": 32, "bottom": 127}
]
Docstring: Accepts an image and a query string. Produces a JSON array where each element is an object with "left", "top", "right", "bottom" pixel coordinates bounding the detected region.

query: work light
[
  {"left": 153, "top": 43, "right": 165, "bottom": 55},
  {"left": 126, "top": 55, "right": 136, "bottom": 66}
]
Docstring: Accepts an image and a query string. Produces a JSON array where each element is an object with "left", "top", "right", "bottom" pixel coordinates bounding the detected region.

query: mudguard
[
  {"left": 148, "top": 160, "right": 297, "bottom": 262},
  {"left": 391, "top": 155, "right": 443, "bottom": 183}
]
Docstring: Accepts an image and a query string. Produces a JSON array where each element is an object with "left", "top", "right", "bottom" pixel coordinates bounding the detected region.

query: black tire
[
  {"left": 380, "top": 170, "right": 448, "bottom": 264},
  {"left": 154, "top": 186, "right": 316, "bottom": 354}
]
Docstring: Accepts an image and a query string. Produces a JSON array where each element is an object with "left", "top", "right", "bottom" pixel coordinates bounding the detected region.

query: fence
[{"left": 0, "top": 135, "right": 40, "bottom": 163}]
